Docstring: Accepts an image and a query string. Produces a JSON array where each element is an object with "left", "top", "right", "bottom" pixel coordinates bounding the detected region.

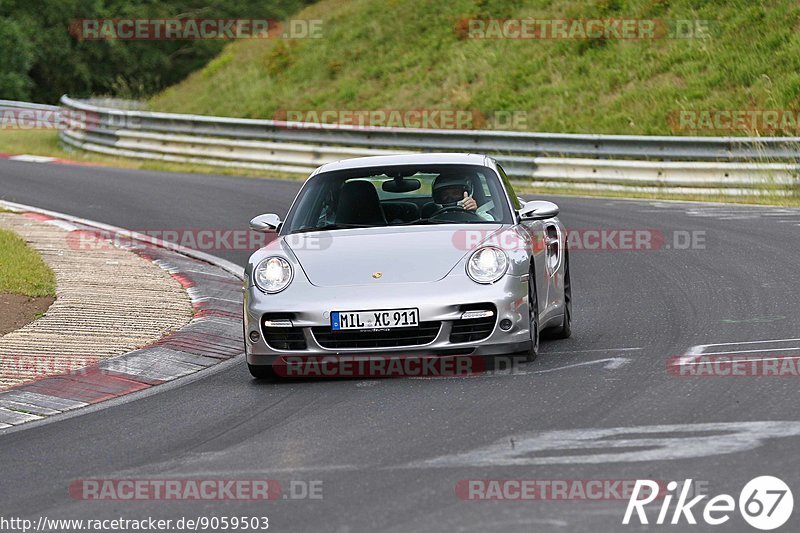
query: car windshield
[{"left": 282, "top": 163, "right": 513, "bottom": 234}]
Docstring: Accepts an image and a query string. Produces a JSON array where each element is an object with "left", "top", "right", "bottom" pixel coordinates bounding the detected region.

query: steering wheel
[{"left": 429, "top": 205, "right": 484, "bottom": 221}]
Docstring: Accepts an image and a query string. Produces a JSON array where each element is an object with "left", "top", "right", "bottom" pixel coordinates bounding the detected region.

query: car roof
[{"left": 312, "top": 153, "right": 492, "bottom": 175}]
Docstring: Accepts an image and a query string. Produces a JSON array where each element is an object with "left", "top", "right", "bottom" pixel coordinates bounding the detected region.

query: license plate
[{"left": 331, "top": 308, "right": 419, "bottom": 330}]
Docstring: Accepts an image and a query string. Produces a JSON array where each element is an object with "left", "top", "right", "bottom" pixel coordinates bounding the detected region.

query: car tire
[
  {"left": 551, "top": 249, "right": 572, "bottom": 339},
  {"left": 248, "top": 363, "right": 277, "bottom": 379},
  {"left": 526, "top": 266, "right": 540, "bottom": 362}
]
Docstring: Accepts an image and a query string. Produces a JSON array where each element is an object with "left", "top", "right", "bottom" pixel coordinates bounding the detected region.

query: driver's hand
[{"left": 459, "top": 191, "right": 477, "bottom": 211}]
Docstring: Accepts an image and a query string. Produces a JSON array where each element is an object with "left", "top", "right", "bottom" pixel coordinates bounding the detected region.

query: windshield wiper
[
  {"left": 398, "top": 218, "right": 462, "bottom": 225},
  {"left": 292, "top": 223, "right": 377, "bottom": 234}
]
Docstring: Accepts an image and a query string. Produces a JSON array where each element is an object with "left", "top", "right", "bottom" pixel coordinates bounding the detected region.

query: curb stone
[{"left": 0, "top": 204, "right": 244, "bottom": 428}]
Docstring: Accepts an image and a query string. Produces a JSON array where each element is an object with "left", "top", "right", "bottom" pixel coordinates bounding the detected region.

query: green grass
[
  {"left": 0, "top": 130, "right": 63, "bottom": 155},
  {"left": 150, "top": 0, "right": 800, "bottom": 136},
  {"left": 0, "top": 228, "right": 56, "bottom": 298}
]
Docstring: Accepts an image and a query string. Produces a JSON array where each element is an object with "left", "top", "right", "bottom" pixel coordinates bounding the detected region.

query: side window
[
  {"left": 479, "top": 175, "right": 491, "bottom": 197},
  {"left": 316, "top": 184, "right": 337, "bottom": 225},
  {"left": 496, "top": 165, "right": 521, "bottom": 210}
]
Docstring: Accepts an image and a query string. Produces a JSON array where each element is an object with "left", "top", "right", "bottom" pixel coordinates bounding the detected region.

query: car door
[{"left": 497, "top": 164, "right": 562, "bottom": 325}]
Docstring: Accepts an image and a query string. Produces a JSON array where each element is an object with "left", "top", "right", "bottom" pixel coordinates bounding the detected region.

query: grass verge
[{"left": 0, "top": 227, "right": 56, "bottom": 298}]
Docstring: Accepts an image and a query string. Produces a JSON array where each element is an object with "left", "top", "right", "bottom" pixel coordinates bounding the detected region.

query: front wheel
[
  {"left": 248, "top": 363, "right": 277, "bottom": 379},
  {"left": 526, "top": 268, "right": 540, "bottom": 362},
  {"left": 551, "top": 249, "right": 572, "bottom": 339}
]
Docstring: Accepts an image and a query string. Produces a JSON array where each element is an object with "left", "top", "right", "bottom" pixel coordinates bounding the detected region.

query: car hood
[{"left": 286, "top": 224, "right": 504, "bottom": 287}]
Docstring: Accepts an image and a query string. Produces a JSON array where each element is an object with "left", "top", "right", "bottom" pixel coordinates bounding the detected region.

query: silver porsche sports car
[{"left": 243, "top": 153, "right": 571, "bottom": 378}]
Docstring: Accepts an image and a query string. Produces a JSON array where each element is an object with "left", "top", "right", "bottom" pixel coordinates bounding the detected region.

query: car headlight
[
  {"left": 466, "top": 246, "right": 508, "bottom": 284},
  {"left": 254, "top": 256, "right": 293, "bottom": 293}
]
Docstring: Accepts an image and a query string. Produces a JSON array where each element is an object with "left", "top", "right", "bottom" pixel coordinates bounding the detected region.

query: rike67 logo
[{"left": 623, "top": 476, "right": 793, "bottom": 530}]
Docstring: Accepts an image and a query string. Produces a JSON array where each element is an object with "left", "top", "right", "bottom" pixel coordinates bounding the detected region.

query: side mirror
[
  {"left": 519, "top": 200, "right": 559, "bottom": 220},
  {"left": 250, "top": 213, "right": 281, "bottom": 232}
]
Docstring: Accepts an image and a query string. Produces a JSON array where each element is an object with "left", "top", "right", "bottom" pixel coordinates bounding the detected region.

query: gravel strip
[{"left": 0, "top": 213, "right": 193, "bottom": 390}]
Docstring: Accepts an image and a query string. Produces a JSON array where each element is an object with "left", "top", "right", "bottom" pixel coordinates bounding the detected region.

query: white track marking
[
  {"left": 543, "top": 347, "right": 642, "bottom": 354},
  {"left": 694, "top": 346, "right": 800, "bottom": 356},
  {"left": 406, "top": 421, "right": 800, "bottom": 467},
  {"left": 679, "top": 355, "right": 800, "bottom": 366},
  {"left": 525, "top": 357, "right": 631, "bottom": 375},
  {"left": 44, "top": 219, "right": 79, "bottom": 232},
  {"left": 8, "top": 154, "right": 56, "bottom": 163},
  {"left": 676, "top": 337, "right": 800, "bottom": 367},
  {"left": 672, "top": 344, "right": 706, "bottom": 365},
  {"left": 701, "top": 337, "right": 800, "bottom": 347},
  {"left": 192, "top": 296, "right": 242, "bottom": 305}
]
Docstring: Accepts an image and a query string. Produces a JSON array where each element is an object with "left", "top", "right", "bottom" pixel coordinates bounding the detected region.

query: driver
[{"left": 431, "top": 174, "right": 479, "bottom": 212}]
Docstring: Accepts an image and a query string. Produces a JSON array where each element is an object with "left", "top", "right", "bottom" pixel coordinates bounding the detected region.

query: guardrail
[
  {"left": 0, "top": 99, "right": 60, "bottom": 112},
  {"left": 10, "top": 96, "right": 794, "bottom": 195}
]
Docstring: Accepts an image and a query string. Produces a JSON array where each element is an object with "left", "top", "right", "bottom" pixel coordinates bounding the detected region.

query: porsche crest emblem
[{"left": 372, "top": 272, "right": 382, "bottom": 279}]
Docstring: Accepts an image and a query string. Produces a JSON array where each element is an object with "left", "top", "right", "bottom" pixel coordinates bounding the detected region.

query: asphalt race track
[{"left": 2, "top": 159, "right": 800, "bottom": 532}]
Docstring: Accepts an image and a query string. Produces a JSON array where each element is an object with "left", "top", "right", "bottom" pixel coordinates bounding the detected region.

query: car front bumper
[{"left": 244, "top": 273, "right": 532, "bottom": 366}]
